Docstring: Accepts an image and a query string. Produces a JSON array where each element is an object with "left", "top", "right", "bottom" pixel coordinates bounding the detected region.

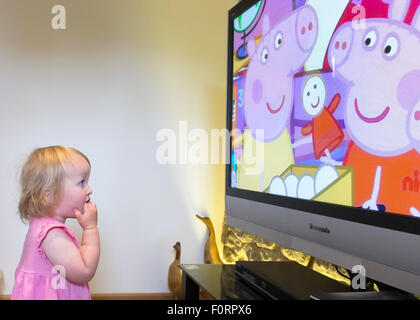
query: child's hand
[{"left": 74, "top": 201, "right": 98, "bottom": 231}]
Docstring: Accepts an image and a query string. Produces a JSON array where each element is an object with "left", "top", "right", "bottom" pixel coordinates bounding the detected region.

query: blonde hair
[{"left": 18, "top": 146, "right": 90, "bottom": 222}]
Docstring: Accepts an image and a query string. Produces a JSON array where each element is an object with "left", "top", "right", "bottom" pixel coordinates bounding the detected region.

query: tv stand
[
  {"left": 178, "top": 262, "right": 415, "bottom": 300},
  {"left": 235, "top": 260, "right": 351, "bottom": 299},
  {"left": 179, "top": 262, "right": 351, "bottom": 300}
]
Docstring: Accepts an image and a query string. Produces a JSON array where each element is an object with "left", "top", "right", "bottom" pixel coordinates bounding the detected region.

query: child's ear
[{"left": 42, "top": 188, "right": 55, "bottom": 206}]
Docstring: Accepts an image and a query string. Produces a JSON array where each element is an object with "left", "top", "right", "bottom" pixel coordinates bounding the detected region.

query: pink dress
[{"left": 11, "top": 217, "right": 91, "bottom": 300}]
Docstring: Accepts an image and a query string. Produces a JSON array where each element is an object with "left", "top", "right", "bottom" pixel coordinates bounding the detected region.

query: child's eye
[{"left": 79, "top": 180, "right": 85, "bottom": 186}]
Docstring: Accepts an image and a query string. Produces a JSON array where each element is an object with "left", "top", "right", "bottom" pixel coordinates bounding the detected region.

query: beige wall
[{"left": 0, "top": 0, "right": 236, "bottom": 294}]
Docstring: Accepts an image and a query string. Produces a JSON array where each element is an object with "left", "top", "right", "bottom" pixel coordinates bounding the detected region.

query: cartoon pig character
[
  {"left": 328, "top": 0, "right": 420, "bottom": 215},
  {"left": 238, "top": 5, "right": 318, "bottom": 192},
  {"left": 244, "top": 5, "right": 318, "bottom": 143}
]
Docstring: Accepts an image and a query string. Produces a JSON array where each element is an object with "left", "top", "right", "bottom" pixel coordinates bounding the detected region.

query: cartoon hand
[{"left": 74, "top": 201, "right": 98, "bottom": 230}]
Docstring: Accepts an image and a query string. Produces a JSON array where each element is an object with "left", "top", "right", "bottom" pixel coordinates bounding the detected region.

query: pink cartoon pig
[
  {"left": 244, "top": 5, "right": 318, "bottom": 143},
  {"left": 328, "top": 0, "right": 420, "bottom": 216},
  {"left": 238, "top": 6, "right": 318, "bottom": 191},
  {"left": 238, "top": 5, "right": 318, "bottom": 192}
]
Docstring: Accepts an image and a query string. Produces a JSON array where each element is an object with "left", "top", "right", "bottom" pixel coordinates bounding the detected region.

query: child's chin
[{"left": 70, "top": 209, "right": 83, "bottom": 218}]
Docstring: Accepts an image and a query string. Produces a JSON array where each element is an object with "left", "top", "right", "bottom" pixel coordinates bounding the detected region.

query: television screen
[{"left": 229, "top": 0, "right": 420, "bottom": 218}]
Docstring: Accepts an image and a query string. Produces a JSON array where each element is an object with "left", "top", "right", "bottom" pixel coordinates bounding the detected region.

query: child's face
[{"left": 54, "top": 154, "right": 92, "bottom": 220}]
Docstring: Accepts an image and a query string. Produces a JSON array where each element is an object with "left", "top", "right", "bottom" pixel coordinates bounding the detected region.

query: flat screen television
[{"left": 225, "top": 0, "right": 420, "bottom": 294}]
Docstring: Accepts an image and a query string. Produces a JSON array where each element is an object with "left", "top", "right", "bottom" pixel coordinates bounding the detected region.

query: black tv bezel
[{"left": 225, "top": 0, "right": 420, "bottom": 236}]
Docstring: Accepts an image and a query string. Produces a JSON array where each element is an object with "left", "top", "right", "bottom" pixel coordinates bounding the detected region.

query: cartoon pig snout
[
  {"left": 328, "top": 23, "right": 353, "bottom": 69},
  {"left": 296, "top": 5, "right": 319, "bottom": 52}
]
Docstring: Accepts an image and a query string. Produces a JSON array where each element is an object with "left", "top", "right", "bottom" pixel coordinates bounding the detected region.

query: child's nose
[{"left": 86, "top": 185, "right": 92, "bottom": 195}]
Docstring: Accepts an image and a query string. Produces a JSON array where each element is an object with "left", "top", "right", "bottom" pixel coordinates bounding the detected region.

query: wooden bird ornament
[
  {"left": 168, "top": 241, "right": 182, "bottom": 299},
  {"left": 196, "top": 215, "right": 223, "bottom": 264}
]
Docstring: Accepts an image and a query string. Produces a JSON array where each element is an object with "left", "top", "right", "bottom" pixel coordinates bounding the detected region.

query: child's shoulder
[
  {"left": 28, "top": 217, "right": 78, "bottom": 255},
  {"left": 29, "top": 217, "right": 73, "bottom": 243}
]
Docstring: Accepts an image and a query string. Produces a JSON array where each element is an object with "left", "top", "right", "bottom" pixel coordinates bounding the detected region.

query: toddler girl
[{"left": 11, "top": 146, "right": 100, "bottom": 300}]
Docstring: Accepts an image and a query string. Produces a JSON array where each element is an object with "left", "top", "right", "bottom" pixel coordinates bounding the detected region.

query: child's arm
[{"left": 41, "top": 202, "right": 100, "bottom": 284}]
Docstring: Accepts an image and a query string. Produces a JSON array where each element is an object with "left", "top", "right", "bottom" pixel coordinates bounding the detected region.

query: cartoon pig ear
[
  {"left": 412, "top": 6, "right": 420, "bottom": 32},
  {"left": 246, "top": 38, "right": 257, "bottom": 58},
  {"left": 382, "top": 0, "right": 410, "bottom": 22},
  {"left": 262, "top": 14, "right": 271, "bottom": 35},
  {"left": 409, "top": 103, "right": 420, "bottom": 153}
]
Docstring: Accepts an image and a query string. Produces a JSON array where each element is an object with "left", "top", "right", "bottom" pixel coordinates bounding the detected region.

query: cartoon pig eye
[
  {"left": 274, "top": 33, "right": 283, "bottom": 49},
  {"left": 383, "top": 36, "right": 399, "bottom": 58},
  {"left": 363, "top": 30, "right": 377, "bottom": 48},
  {"left": 261, "top": 48, "right": 269, "bottom": 64}
]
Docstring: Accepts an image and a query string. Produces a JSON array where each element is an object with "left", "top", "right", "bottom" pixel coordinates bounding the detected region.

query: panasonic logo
[{"left": 309, "top": 224, "right": 330, "bottom": 234}]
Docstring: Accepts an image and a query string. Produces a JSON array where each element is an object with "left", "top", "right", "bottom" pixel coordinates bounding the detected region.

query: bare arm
[
  {"left": 78, "top": 227, "right": 100, "bottom": 278},
  {"left": 42, "top": 202, "right": 100, "bottom": 284}
]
